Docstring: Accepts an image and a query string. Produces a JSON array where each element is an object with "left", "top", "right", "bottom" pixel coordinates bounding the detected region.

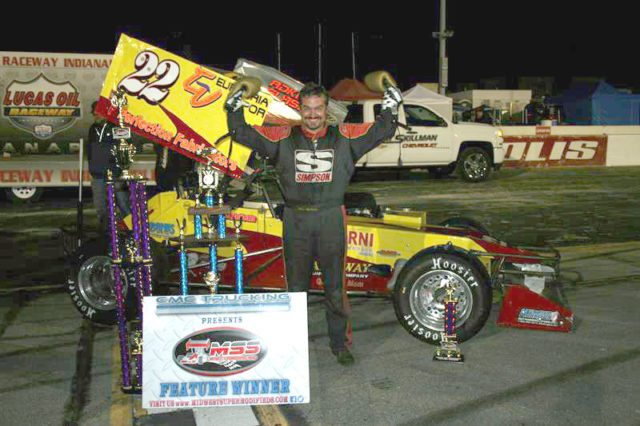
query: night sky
[{"left": 3, "top": 4, "right": 636, "bottom": 94}]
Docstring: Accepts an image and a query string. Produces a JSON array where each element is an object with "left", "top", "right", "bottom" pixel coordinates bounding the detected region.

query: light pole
[{"left": 433, "top": 0, "right": 454, "bottom": 95}]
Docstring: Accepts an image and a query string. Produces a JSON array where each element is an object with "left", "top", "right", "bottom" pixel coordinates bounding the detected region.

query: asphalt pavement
[{"left": 1, "top": 167, "right": 639, "bottom": 425}]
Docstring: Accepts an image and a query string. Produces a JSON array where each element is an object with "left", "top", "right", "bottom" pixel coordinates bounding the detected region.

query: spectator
[{"left": 87, "top": 101, "right": 130, "bottom": 230}]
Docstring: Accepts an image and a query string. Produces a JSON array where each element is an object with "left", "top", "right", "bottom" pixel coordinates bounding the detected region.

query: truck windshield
[{"left": 405, "top": 105, "right": 446, "bottom": 127}]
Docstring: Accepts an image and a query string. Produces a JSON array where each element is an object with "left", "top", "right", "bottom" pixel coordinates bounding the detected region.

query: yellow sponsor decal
[{"left": 97, "top": 34, "right": 274, "bottom": 178}]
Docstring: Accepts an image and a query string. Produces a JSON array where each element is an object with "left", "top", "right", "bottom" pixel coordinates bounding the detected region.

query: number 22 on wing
[{"left": 118, "top": 51, "right": 180, "bottom": 105}]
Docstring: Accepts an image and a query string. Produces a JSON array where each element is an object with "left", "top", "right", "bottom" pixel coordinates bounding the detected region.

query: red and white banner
[
  {"left": 0, "top": 159, "right": 155, "bottom": 187},
  {"left": 503, "top": 135, "right": 607, "bottom": 167}
]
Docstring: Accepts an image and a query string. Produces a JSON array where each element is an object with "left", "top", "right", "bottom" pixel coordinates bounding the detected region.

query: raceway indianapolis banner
[
  {"left": 0, "top": 159, "right": 155, "bottom": 187},
  {"left": 142, "top": 293, "right": 309, "bottom": 409},
  {"left": 502, "top": 135, "right": 607, "bottom": 167},
  {"left": 96, "top": 34, "right": 274, "bottom": 179}
]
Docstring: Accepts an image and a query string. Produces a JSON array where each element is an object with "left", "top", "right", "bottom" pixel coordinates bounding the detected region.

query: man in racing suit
[{"left": 226, "top": 83, "right": 401, "bottom": 365}]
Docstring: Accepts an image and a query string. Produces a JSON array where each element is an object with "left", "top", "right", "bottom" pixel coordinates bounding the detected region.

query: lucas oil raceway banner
[
  {"left": 1, "top": 51, "right": 112, "bottom": 151},
  {"left": 96, "top": 34, "right": 275, "bottom": 179},
  {"left": 142, "top": 293, "right": 309, "bottom": 409}
]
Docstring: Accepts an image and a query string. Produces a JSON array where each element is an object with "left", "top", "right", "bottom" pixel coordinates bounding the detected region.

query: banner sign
[
  {"left": 96, "top": 34, "right": 275, "bottom": 179},
  {"left": 503, "top": 135, "right": 607, "bottom": 167},
  {"left": 1, "top": 51, "right": 112, "bottom": 150},
  {"left": 142, "top": 293, "right": 310, "bottom": 409},
  {"left": 0, "top": 158, "right": 155, "bottom": 187}
]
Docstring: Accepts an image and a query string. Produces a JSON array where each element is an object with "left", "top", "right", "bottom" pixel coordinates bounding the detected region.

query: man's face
[
  {"left": 300, "top": 94, "right": 328, "bottom": 132},
  {"left": 92, "top": 111, "right": 103, "bottom": 123}
]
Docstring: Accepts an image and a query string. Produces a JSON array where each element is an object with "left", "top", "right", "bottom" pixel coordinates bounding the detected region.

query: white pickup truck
[{"left": 343, "top": 100, "right": 504, "bottom": 181}]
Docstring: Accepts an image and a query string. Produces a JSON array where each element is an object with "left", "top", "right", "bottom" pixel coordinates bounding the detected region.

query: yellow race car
[{"left": 67, "top": 172, "right": 571, "bottom": 345}]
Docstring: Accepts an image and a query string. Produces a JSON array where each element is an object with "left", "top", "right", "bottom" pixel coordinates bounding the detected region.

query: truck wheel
[
  {"left": 393, "top": 251, "right": 492, "bottom": 345},
  {"left": 67, "top": 238, "right": 136, "bottom": 325},
  {"left": 438, "top": 217, "right": 491, "bottom": 235},
  {"left": 5, "top": 187, "right": 43, "bottom": 204},
  {"left": 458, "top": 147, "right": 492, "bottom": 182}
]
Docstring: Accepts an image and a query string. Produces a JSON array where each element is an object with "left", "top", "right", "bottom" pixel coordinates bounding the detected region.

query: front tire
[
  {"left": 66, "top": 238, "right": 136, "bottom": 325},
  {"left": 393, "top": 251, "right": 492, "bottom": 345},
  {"left": 458, "top": 147, "right": 492, "bottom": 182}
]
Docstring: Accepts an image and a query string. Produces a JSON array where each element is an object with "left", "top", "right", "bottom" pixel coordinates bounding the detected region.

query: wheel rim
[
  {"left": 77, "top": 256, "right": 127, "bottom": 310},
  {"left": 463, "top": 153, "right": 488, "bottom": 180},
  {"left": 11, "top": 187, "right": 37, "bottom": 199},
  {"left": 408, "top": 270, "right": 474, "bottom": 331}
]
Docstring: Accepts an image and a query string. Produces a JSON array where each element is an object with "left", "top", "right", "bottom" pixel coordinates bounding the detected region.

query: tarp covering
[
  {"left": 402, "top": 85, "right": 453, "bottom": 121},
  {"left": 329, "top": 79, "right": 381, "bottom": 101},
  {"left": 548, "top": 80, "right": 640, "bottom": 125}
]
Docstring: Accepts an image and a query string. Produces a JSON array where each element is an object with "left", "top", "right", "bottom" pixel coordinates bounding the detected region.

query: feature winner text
[{"left": 149, "top": 379, "right": 291, "bottom": 407}]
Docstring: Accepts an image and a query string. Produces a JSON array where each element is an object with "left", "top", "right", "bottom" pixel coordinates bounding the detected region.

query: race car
[{"left": 66, "top": 171, "right": 571, "bottom": 345}]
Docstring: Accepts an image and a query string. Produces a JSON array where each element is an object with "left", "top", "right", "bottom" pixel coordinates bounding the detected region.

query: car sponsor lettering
[
  {"left": 517, "top": 308, "right": 560, "bottom": 327},
  {"left": 183, "top": 66, "right": 224, "bottom": 108},
  {"left": 313, "top": 261, "right": 371, "bottom": 280},
  {"left": 376, "top": 249, "right": 401, "bottom": 257},
  {"left": 268, "top": 79, "right": 300, "bottom": 110},
  {"left": 347, "top": 231, "right": 374, "bottom": 256},
  {"left": 347, "top": 231, "right": 373, "bottom": 247},
  {"left": 150, "top": 222, "right": 175, "bottom": 237},
  {"left": 228, "top": 212, "right": 258, "bottom": 224},
  {"left": 174, "top": 328, "right": 267, "bottom": 377}
]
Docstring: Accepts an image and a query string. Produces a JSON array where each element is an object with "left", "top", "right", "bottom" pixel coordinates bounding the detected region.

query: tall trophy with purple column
[
  {"left": 106, "top": 89, "right": 154, "bottom": 392},
  {"left": 433, "top": 280, "right": 464, "bottom": 363}
]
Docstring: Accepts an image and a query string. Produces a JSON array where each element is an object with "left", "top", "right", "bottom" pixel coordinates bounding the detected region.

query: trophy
[
  {"left": 109, "top": 89, "right": 137, "bottom": 180},
  {"left": 176, "top": 218, "right": 189, "bottom": 296},
  {"left": 233, "top": 217, "right": 244, "bottom": 294},
  {"left": 433, "top": 280, "right": 464, "bottom": 362}
]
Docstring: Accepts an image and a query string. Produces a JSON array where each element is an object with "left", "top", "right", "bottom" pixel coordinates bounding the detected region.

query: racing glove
[
  {"left": 225, "top": 89, "right": 247, "bottom": 113},
  {"left": 381, "top": 86, "right": 403, "bottom": 115}
]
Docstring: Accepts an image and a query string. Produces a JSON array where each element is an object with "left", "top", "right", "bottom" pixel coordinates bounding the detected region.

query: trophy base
[
  {"left": 122, "top": 385, "right": 142, "bottom": 394},
  {"left": 433, "top": 343, "right": 464, "bottom": 363}
]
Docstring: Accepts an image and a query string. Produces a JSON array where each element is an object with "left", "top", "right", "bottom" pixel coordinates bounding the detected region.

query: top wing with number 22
[{"left": 96, "top": 34, "right": 274, "bottom": 179}]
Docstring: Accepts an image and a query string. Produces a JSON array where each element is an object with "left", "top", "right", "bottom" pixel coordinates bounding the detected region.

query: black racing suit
[{"left": 228, "top": 108, "right": 397, "bottom": 352}]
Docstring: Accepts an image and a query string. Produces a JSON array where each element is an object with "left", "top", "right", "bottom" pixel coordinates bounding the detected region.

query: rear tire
[{"left": 393, "top": 251, "right": 492, "bottom": 345}]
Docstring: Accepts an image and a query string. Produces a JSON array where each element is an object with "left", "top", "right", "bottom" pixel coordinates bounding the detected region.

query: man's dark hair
[
  {"left": 91, "top": 101, "right": 98, "bottom": 113},
  {"left": 299, "top": 82, "right": 329, "bottom": 106}
]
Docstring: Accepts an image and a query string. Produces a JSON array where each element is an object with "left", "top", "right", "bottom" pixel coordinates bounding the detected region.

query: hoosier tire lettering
[{"left": 66, "top": 239, "right": 137, "bottom": 325}]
